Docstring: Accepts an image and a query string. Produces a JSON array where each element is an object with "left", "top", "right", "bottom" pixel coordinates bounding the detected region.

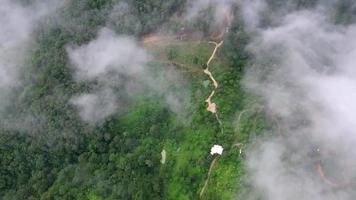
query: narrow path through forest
[
  {"left": 141, "top": 17, "right": 234, "bottom": 198},
  {"left": 199, "top": 38, "right": 225, "bottom": 199},
  {"left": 204, "top": 41, "right": 224, "bottom": 133}
]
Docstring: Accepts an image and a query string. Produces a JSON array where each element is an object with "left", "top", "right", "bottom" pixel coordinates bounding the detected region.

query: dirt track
[
  {"left": 141, "top": 18, "right": 229, "bottom": 198},
  {"left": 200, "top": 36, "right": 225, "bottom": 199}
]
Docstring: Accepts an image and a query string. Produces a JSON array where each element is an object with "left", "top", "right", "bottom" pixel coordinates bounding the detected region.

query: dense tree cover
[{"left": 0, "top": 0, "right": 271, "bottom": 199}]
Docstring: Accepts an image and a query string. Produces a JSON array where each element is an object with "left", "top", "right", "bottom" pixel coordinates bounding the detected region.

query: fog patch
[
  {"left": 241, "top": 0, "right": 356, "bottom": 199},
  {"left": 0, "top": 0, "right": 59, "bottom": 96},
  {"left": 0, "top": 0, "right": 65, "bottom": 130},
  {"left": 67, "top": 28, "right": 191, "bottom": 124},
  {"left": 70, "top": 89, "right": 118, "bottom": 123}
]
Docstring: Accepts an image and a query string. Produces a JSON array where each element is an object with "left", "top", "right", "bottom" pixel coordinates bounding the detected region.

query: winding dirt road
[
  {"left": 141, "top": 15, "right": 231, "bottom": 198},
  {"left": 199, "top": 37, "right": 225, "bottom": 199},
  {"left": 199, "top": 157, "right": 218, "bottom": 197},
  {"left": 204, "top": 41, "right": 224, "bottom": 133}
]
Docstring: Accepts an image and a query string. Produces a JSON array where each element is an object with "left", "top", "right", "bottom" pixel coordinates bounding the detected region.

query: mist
[
  {"left": 67, "top": 27, "right": 191, "bottom": 124},
  {"left": 0, "top": 0, "right": 65, "bottom": 131},
  {"left": 5, "top": 0, "right": 356, "bottom": 198},
  {"left": 0, "top": 0, "right": 59, "bottom": 104},
  {"left": 241, "top": 0, "right": 356, "bottom": 199}
]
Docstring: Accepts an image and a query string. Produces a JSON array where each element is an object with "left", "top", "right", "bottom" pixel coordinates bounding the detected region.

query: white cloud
[
  {"left": 67, "top": 28, "right": 191, "bottom": 124},
  {"left": 70, "top": 89, "right": 118, "bottom": 123},
  {"left": 242, "top": 1, "right": 356, "bottom": 199},
  {"left": 67, "top": 28, "right": 150, "bottom": 81},
  {"left": 0, "top": 0, "right": 65, "bottom": 129}
]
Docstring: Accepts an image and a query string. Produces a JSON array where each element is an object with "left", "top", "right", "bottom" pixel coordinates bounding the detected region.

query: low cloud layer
[
  {"left": 70, "top": 89, "right": 118, "bottom": 123},
  {"left": 0, "top": 1, "right": 48, "bottom": 98},
  {"left": 0, "top": 0, "right": 65, "bottom": 88},
  {"left": 67, "top": 28, "right": 149, "bottom": 123},
  {"left": 0, "top": 0, "right": 64, "bottom": 130},
  {"left": 67, "top": 28, "right": 150, "bottom": 82},
  {"left": 67, "top": 28, "right": 190, "bottom": 124},
  {"left": 242, "top": 1, "right": 356, "bottom": 199}
]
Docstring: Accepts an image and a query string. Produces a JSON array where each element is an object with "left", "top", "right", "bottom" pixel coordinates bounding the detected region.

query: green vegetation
[{"left": 0, "top": 0, "right": 270, "bottom": 199}]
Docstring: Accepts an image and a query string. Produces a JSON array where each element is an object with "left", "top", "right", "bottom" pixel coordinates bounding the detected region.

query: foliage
[{"left": 0, "top": 0, "right": 271, "bottom": 199}]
